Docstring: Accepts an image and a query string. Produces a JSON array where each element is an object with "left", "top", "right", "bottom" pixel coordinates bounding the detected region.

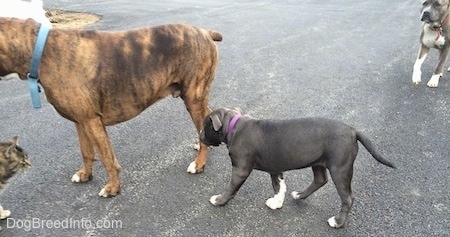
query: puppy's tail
[
  {"left": 356, "top": 131, "right": 396, "bottom": 169},
  {"left": 208, "top": 30, "right": 223, "bottom": 42}
]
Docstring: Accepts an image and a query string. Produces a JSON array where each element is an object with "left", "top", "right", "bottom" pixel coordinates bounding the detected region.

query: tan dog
[
  {"left": 0, "top": 17, "right": 222, "bottom": 197},
  {"left": 412, "top": 0, "right": 450, "bottom": 87}
]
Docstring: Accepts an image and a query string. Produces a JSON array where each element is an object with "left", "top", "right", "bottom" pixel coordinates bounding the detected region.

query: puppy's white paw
[
  {"left": 193, "top": 142, "right": 200, "bottom": 151},
  {"left": 327, "top": 216, "right": 338, "bottom": 228},
  {"left": 427, "top": 74, "right": 440, "bottom": 88},
  {"left": 412, "top": 70, "right": 422, "bottom": 85},
  {"left": 71, "top": 173, "right": 81, "bottom": 182},
  {"left": 98, "top": 188, "right": 108, "bottom": 197},
  {"left": 209, "top": 195, "right": 220, "bottom": 206},
  {"left": 186, "top": 161, "right": 197, "bottom": 174},
  {"left": 291, "top": 191, "right": 300, "bottom": 200},
  {"left": 0, "top": 209, "right": 11, "bottom": 219},
  {"left": 265, "top": 197, "right": 283, "bottom": 210}
]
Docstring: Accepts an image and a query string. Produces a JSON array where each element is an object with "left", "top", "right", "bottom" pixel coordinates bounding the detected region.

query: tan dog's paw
[
  {"left": 412, "top": 70, "right": 422, "bottom": 86},
  {"left": 71, "top": 170, "right": 93, "bottom": 183},
  {"left": 98, "top": 183, "right": 120, "bottom": 198},
  {"left": 427, "top": 74, "right": 441, "bottom": 87}
]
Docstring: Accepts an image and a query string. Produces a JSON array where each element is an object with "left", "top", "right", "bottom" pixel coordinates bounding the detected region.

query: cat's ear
[
  {"left": 5, "top": 136, "right": 19, "bottom": 157},
  {"left": 11, "top": 136, "right": 19, "bottom": 146}
]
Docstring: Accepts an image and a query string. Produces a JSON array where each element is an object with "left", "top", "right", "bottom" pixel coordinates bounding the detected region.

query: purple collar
[{"left": 226, "top": 114, "right": 241, "bottom": 143}]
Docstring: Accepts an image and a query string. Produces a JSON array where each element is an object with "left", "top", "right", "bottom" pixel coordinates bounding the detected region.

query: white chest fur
[{"left": 422, "top": 24, "right": 446, "bottom": 48}]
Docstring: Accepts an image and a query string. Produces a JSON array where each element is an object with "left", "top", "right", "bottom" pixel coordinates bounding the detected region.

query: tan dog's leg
[
  {"left": 428, "top": 47, "right": 450, "bottom": 87},
  {"left": 412, "top": 45, "right": 430, "bottom": 86},
  {"left": 72, "top": 118, "right": 122, "bottom": 197}
]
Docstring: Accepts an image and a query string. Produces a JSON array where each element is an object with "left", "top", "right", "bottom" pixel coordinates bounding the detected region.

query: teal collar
[{"left": 27, "top": 23, "right": 50, "bottom": 109}]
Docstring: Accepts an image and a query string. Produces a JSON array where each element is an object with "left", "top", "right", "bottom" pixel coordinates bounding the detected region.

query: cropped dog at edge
[
  {"left": 200, "top": 108, "right": 396, "bottom": 228},
  {"left": 412, "top": 0, "right": 450, "bottom": 87}
]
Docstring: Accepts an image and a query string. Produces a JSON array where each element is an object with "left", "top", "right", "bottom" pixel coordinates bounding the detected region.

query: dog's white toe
[
  {"left": 327, "top": 216, "right": 338, "bottom": 228},
  {"left": 1, "top": 210, "right": 11, "bottom": 219},
  {"left": 71, "top": 173, "right": 81, "bottom": 182},
  {"left": 98, "top": 188, "right": 108, "bottom": 197},
  {"left": 0, "top": 210, "right": 11, "bottom": 219},
  {"left": 291, "top": 191, "right": 300, "bottom": 199},
  {"left": 210, "top": 195, "right": 220, "bottom": 205},
  {"left": 427, "top": 74, "right": 440, "bottom": 87},
  {"left": 186, "top": 161, "right": 197, "bottom": 174},
  {"left": 265, "top": 197, "right": 283, "bottom": 210},
  {"left": 193, "top": 142, "right": 200, "bottom": 151}
]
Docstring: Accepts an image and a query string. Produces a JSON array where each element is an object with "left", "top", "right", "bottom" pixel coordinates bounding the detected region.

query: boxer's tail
[
  {"left": 208, "top": 30, "right": 223, "bottom": 42},
  {"left": 356, "top": 131, "right": 396, "bottom": 169}
]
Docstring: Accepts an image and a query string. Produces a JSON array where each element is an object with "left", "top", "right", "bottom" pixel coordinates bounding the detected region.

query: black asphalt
[{"left": 0, "top": 0, "right": 449, "bottom": 236}]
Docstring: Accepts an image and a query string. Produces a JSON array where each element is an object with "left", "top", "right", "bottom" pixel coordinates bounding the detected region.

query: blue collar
[{"left": 27, "top": 23, "right": 51, "bottom": 109}]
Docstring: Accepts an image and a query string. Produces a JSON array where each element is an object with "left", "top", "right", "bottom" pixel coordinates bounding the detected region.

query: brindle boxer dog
[{"left": 0, "top": 17, "right": 222, "bottom": 197}]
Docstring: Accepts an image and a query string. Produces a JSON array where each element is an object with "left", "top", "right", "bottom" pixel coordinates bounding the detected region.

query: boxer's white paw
[
  {"left": 209, "top": 195, "right": 220, "bottom": 206},
  {"left": 327, "top": 216, "right": 338, "bottom": 228},
  {"left": 193, "top": 142, "right": 200, "bottom": 151},
  {"left": 427, "top": 74, "right": 440, "bottom": 88},
  {"left": 291, "top": 191, "right": 300, "bottom": 199},
  {"left": 412, "top": 69, "right": 422, "bottom": 85},
  {"left": 265, "top": 197, "right": 283, "bottom": 210},
  {"left": 186, "top": 161, "right": 197, "bottom": 174},
  {"left": 98, "top": 188, "right": 108, "bottom": 197},
  {"left": 71, "top": 173, "right": 81, "bottom": 182},
  {"left": 0, "top": 209, "right": 11, "bottom": 219}
]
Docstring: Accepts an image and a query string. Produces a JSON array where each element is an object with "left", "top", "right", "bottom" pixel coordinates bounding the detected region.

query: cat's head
[{"left": 4, "top": 136, "right": 31, "bottom": 173}]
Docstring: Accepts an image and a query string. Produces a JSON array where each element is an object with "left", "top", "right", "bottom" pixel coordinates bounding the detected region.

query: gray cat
[{"left": 0, "top": 136, "right": 30, "bottom": 219}]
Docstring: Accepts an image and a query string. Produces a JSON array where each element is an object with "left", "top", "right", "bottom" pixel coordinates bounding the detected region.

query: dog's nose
[{"left": 421, "top": 11, "right": 430, "bottom": 21}]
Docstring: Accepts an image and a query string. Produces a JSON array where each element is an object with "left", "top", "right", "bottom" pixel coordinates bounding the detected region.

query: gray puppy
[
  {"left": 200, "top": 108, "right": 396, "bottom": 228},
  {"left": 412, "top": 0, "right": 450, "bottom": 87}
]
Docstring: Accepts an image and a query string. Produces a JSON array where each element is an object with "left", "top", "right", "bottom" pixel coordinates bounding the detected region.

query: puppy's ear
[
  {"left": 232, "top": 107, "right": 244, "bottom": 114},
  {"left": 211, "top": 114, "right": 222, "bottom": 131}
]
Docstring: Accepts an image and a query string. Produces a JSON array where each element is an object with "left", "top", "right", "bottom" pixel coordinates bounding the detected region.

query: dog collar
[
  {"left": 27, "top": 23, "right": 51, "bottom": 109},
  {"left": 432, "top": 13, "right": 450, "bottom": 41},
  {"left": 226, "top": 114, "right": 241, "bottom": 144}
]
